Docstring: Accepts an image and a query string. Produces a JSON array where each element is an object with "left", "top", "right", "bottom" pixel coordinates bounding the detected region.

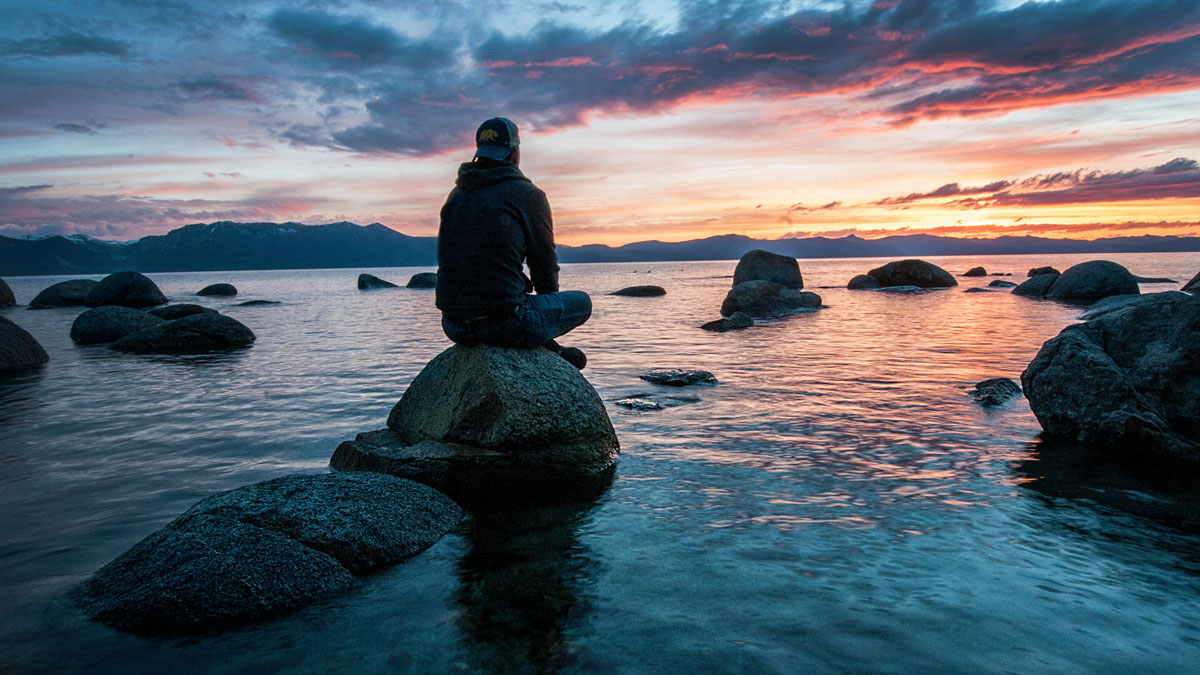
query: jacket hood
[{"left": 455, "top": 159, "right": 531, "bottom": 192}]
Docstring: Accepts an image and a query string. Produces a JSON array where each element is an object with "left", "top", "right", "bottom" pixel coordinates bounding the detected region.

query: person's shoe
[{"left": 556, "top": 346, "right": 587, "bottom": 370}]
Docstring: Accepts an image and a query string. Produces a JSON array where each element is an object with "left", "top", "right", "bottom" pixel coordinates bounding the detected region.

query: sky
[{"left": 1, "top": 0, "right": 1199, "bottom": 246}]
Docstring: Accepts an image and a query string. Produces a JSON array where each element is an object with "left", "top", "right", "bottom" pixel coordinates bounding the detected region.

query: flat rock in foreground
[
  {"left": 109, "top": 312, "right": 255, "bottom": 353},
  {"left": 336, "top": 345, "right": 620, "bottom": 506},
  {"left": 29, "top": 279, "right": 99, "bottom": 309},
  {"left": 720, "top": 280, "right": 820, "bottom": 317},
  {"left": 867, "top": 260, "right": 957, "bottom": 288},
  {"left": 1022, "top": 292, "right": 1200, "bottom": 459},
  {"left": 77, "top": 472, "right": 461, "bottom": 636},
  {"left": 0, "top": 316, "right": 49, "bottom": 373}
]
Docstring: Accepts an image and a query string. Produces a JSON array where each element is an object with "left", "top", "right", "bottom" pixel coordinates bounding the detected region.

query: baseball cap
[{"left": 474, "top": 117, "right": 520, "bottom": 160}]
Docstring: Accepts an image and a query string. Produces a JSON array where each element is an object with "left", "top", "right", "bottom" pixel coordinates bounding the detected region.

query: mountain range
[{"left": 2, "top": 221, "right": 1199, "bottom": 276}]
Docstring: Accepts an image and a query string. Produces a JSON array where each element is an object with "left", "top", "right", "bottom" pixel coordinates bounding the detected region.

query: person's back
[{"left": 435, "top": 117, "right": 591, "bottom": 369}]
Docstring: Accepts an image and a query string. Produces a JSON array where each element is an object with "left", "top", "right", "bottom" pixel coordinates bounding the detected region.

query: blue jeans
[{"left": 442, "top": 291, "right": 592, "bottom": 349}]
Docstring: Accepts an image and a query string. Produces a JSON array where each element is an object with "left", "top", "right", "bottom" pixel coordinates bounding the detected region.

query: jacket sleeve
[{"left": 524, "top": 188, "right": 560, "bottom": 294}]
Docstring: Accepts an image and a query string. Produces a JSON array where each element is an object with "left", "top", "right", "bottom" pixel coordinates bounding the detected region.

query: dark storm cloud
[
  {"left": 267, "top": 8, "right": 454, "bottom": 68},
  {"left": 3, "top": 30, "right": 130, "bottom": 58}
]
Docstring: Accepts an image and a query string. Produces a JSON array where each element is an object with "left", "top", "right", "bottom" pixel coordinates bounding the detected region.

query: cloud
[
  {"left": 267, "top": 9, "right": 454, "bottom": 68},
  {"left": 53, "top": 123, "right": 97, "bottom": 135},
  {"left": 176, "top": 78, "right": 264, "bottom": 104},
  {"left": 873, "top": 180, "right": 1013, "bottom": 205},
  {"left": 790, "top": 220, "right": 1200, "bottom": 240},
  {"left": 3, "top": 30, "right": 130, "bottom": 58}
]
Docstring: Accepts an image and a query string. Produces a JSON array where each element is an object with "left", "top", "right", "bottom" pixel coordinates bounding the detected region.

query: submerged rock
[
  {"left": 148, "top": 304, "right": 218, "bottom": 320},
  {"left": 1045, "top": 260, "right": 1139, "bottom": 303},
  {"left": 0, "top": 316, "right": 49, "bottom": 373},
  {"left": 333, "top": 345, "right": 620, "bottom": 506},
  {"left": 963, "top": 267, "right": 987, "bottom": 277},
  {"left": 1028, "top": 266, "right": 1060, "bottom": 277},
  {"left": 358, "top": 274, "right": 398, "bottom": 290},
  {"left": 109, "top": 313, "right": 255, "bottom": 354},
  {"left": 406, "top": 272, "right": 437, "bottom": 289},
  {"left": 614, "top": 398, "right": 664, "bottom": 410},
  {"left": 988, "top": 280, "right": 1018, "bottom": 288},
  {"left": 720, "top": 280, "right": 820, "bottom": 317},
  {"left": 197, "top": 283, "right": 237, "bottom": 296},
  {"left": 77, "top": 472, "right": 460, "bottom": 636},
  {"left": 235, "top": 300, "right": 281, "bottom": 306},
  {"left": 1183, "top": 272, "right": 1199, "bottom": 293},
  {"left": 85, "top": 271, "right": 167, "bottom": 308},
  {"left": 1021, "top": 292, "right": 1200, "bottom": 459},
  {"left": 878, "top": 285, "right": 931, "bottom": 294},
  {"left": 732, "top": 249, "right": 803, "bottom": 289},
  {"left": 640, "top": 369, "right": 717, "bottom": 386},
  {"left": 71, "top": 306, "right": 164, "bottom": 345},
  {"left": 0, "top": 278, "right": 14, "bottom": 307},
  {"left": 611, "top": 285, "right": 666, "bottom": 297},
  {"left": 964, "top": 288, "right": 993, "bottom": 293},
  {"left": 972, "top": 377, "right": 1022, "bottom": 406},
  {"left": 700, "top": 311, "right": 753, "bottom": 332},
  {"left": 1011, "top": 273, "right": 1060, "bottom": 298},
  {"left": 867, "top": 260, "right": 957, "bottom": 288},
  {"left": 28, "top": 279, "right": 99, "bottom": 309},
  {"left": 1133, "top": 276, "right": 1175, "bottom": 284},
  {"left": 847, "top": 274, "right": 880, "bottom": 290}
]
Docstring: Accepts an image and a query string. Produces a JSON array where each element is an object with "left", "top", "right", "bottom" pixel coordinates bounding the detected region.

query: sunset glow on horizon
[{"left": 2, "top": 0, "right": 1199, "bottom": 246}]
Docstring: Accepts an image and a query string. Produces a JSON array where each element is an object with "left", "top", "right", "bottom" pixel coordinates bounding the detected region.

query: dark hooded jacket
[{"left": 435, "top": 158, "right": 559, "bottom": 315}]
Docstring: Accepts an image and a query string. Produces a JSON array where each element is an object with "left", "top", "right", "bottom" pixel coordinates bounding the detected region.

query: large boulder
[
  {"left": 0, "top": 316, "right": 49, "bottom": 373},
  {"left": 358, "top": 274, "right": 398, "bottom": 290},
  {"left": 867, "top": 259, "right": 957, "bottom": 288},
  {"left": 720, "top": 280, "right": 821, "bottom": 317},
  {"left": 1021, "top": 292, "right": 1200, "bottom": 459},
  {"left": 963, "top": 266, "right": 987, "bottom": 277},
  {"left": 109, "top": 313, "right": 255, "bottom": 354},
  {"left": 78, "top": 472, "right": 461, "bottom": 636},
  {"left": 1183, "top": 271, "right": 1199, "bottom": 293},
  {"left": 1044, "top": 260, "right": 1139, "bottom": 303},
  {"left": 148, "top": 304, "right": 218, "bottom": 320},
  {"left": 1029, "top": 266, "right": 1060, "bottom": 277},
  {"left": 1011, "top": 273, "right": 1060, "bottom": 297},
  {"left": 28, "top": 279, "right": 99, "bottom": 309},
  {"left": 0, "top": 278, "right": 16, "bottom": 306},
  {"left": 85, "top": 272, "right": 167, "bottom": 308},
  {"left": 406, "top": 272, "right": 437, "bottom": 289},
  {"left": 71, "top": 306, "right": 164, "bottom": 345},
  {"left": 611, "top": 285, "right": 665, "bottom": 297},
  {"left": 732, "top": 250, "right": 803, "bottom": 289},
  {"left": 332, "top": 345, "right": 620, "bottom": 506},
  {"left": 847, "top": 274, "right": 880, "bottom": 290},
  {"left": 197, "top": 283, "right": 237, "bottom": 296}
]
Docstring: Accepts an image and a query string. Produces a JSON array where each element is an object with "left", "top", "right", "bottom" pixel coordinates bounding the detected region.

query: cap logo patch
[{"left": 479, "top": 129, "right": 499, "bottom": 142}]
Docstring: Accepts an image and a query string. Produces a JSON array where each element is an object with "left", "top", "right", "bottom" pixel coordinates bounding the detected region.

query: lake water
[{"left": 2, "top": 253, "right": 1199, "bottom": 674}]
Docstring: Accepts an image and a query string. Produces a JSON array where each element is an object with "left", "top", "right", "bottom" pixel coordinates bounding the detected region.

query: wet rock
[
  {"left": 988, "top": 280, "right": 1018, "bottom": 288},
  {"left": 358, "top": 274, "right": 398, "bottom": 290},
  {"left": 1045, "top": 260, "right": 1139, "bottom": 304},
  {"left": 1028, "top": 266, "right": 1060, "bottom": 277},
  {"left": 963, "top": 267, "right": 987, "bottom": 277},
  {"left": 847, "top": 274, "right": 880, "bottom": 290},
  {"left": 640, "top": 369, "right": 717, "bottom": 386},
  {"left": 28, "top": 279, "right": 99, "bottom": 309},
  {"left": 1133, "top": 276, "right": 1175, "bottom": 284},
  {"left": 720, "top": 280, "right": 821, "bottom": 317},
  {"left": 700, "top": 311, "right": 753, "bottom": 332},
  {"left": 333, "top": 345, "right": 620, "bottom": 506},
  {"left": 109, "top": 313, "right": 255, "bottom": 354},
  {"left": 615, "top": 398, "right": 664, "bottom": 410},
  {"left": 1181, "top": 272, "right": 1198, "bottom": 293},
  {"left": 235, "top": 300, "right": 281, "bottom": 306},
  {"left": 878, "top": 285, "right": 931, "bottom": 294},
  {"left": 148, "top": 304, "right": 218, "bottom": 320},
  {"left": 1012, "top": 273, "right": 1059, "bottom": 298},
  {"left": 70, "top": 306, "right": 164, "bottom": 345},
  {"left": 84, "top": 271, "right": 167, "bottom": 308},
  {"left": 406, "top": 272, "right": 437, "bottom": 289},
  {"left": 732, "top": 249, "right": 803, "bottom": 289},
  {"left": 0, "top": 278, "right": 14, "bottom": 307},
  {"left": 78, "top": 472, "right": 458, "bottom": 636},
  {"left": 1022, "top": 292, "right": 1200, "bottom": 459},
  {"left": 964, "top": 288, "right": 993, "bottom": 293},
  {"left": 867, "top": 259, "right": 957, "bottom": 288},
  {"left": 972, "top": 377, "right": 1022, "bottom": 406},
  {"left": 197, "top": 283, "right": 237, "bottom": 296},
  {"left": 611, "top": 285, "right": 666, "bottom": 297},
  {"left": 0, "top": 316, "right": 49, "bottom": 373}
]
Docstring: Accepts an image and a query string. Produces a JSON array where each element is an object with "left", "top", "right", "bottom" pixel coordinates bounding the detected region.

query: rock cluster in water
[
  {"left": 77, "top": 472, "right": 461, "bottom": 636},
  {"left": 406, "top": 272, "right": 437, "bottom": 288},
  {"left": 29, "top": 279, "right": 99, "bottom": 309},
  {"left": 109, "top": 313, "right": 256, "bottom": 353},
  {"left": 721, "top": 280, "right": 821, "bottom": 317},
  {"left": 85, "top": 272, "right": 167, "bottom": 308},
  {"left": 0, "top": 316, "right": 49, "bottom": 373},
  {"left": 1022, "top": 291, "right": 1199, "bottom": 459},
  {"left": 358, "top": 273, "right": 398, "bottom": 289},
  {"left": 332, "top": 344, "right": 620, "bottom": 507},
  {"left": 1011, "top": 260, "right": 1139, "bottom": 303}
]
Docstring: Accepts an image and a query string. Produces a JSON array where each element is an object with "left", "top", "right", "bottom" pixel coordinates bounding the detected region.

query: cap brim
[{"left": 474, "top": 145, "right": 513, "bottom": 160}]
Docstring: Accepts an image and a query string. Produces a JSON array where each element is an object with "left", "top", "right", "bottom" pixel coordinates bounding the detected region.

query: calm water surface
[{"left": 2, "top": 253, "right": 1199, "bottom": 674}]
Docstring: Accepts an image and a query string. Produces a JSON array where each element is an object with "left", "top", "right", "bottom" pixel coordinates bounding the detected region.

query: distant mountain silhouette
[{"left": 2, "top": 221, "right": 1198, "bottom": 276}]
